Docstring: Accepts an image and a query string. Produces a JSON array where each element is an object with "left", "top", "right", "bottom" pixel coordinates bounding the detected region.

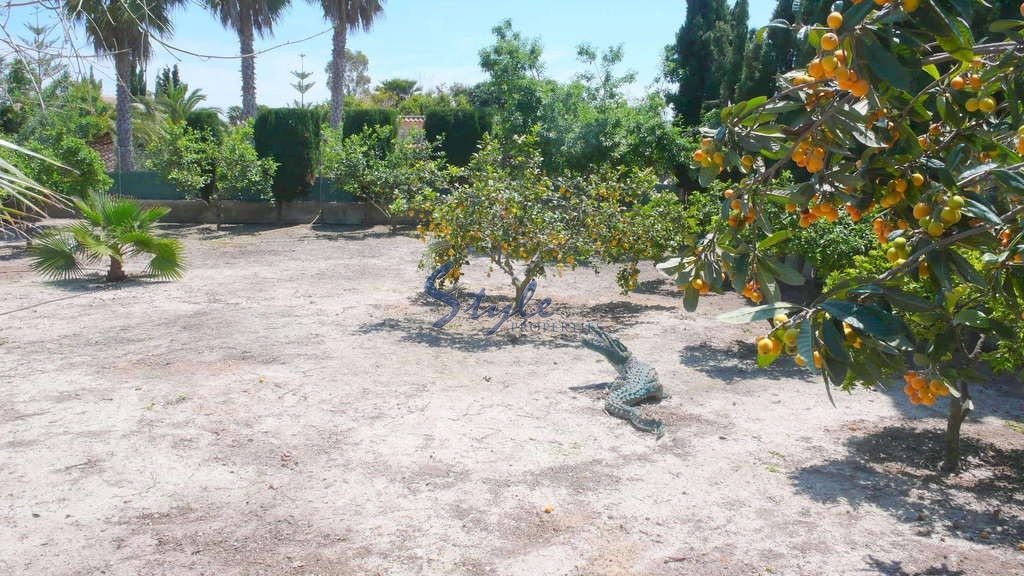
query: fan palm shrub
[{"left": 28, "top": 193, "right": 184, "bottom": 282}]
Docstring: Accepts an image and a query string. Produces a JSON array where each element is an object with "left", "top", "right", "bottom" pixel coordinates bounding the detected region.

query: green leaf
[
  {"left": 953, "top": 309, "right": 989, "bottom": 328},
  {"left": 819, "top": 300, "right": 914, "bottom": 350},
  {"left": 759, "top": 255, "right": 806, "bottom": 286},
  {"left": 841, "top": 0, "right": 876, "bottom": 30},
  {"left": 684, "top": 284, "right": 699, "bottom": 312},
  {"left": 798, "top": 318, "right": 818, "bottom": 375},
  {"left": 860, "top": 33, "right": 913, "bottom": 92},
  {"left": 883, "top": 288, "right": 935, "bottom": 313},
  {"left": 822, "top": 320, "right": 851, "bottom": 364},
  {"left": 757, "top": 230, "right": 793, "bottom": 251},
  {"left": 716, "top": 302, "right": 801, "bottom": 324}
]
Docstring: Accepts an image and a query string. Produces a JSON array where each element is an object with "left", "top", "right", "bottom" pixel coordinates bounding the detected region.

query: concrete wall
[{"left": 46, "top": 200, "right": 414, "bottom": 227}]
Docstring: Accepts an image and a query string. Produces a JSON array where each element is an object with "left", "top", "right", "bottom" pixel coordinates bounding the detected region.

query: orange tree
[
  {"left": 658, "top": 0, "right": 1024, "bottom": 472},
  {"left": 403, "top": 132, "right": 690, "bottom": 303}
]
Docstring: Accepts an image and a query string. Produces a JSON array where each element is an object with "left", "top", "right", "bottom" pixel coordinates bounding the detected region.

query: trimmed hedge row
[
  {"left": 423, "top": 108, "right": 492, "bottom": 166},
  {"left": 253, "top": 108, "right": 322, "bottom": 204}
]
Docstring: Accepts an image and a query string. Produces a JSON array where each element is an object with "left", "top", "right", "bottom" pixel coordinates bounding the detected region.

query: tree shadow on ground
[
  {"left": 870, "top": 377, "right": 1024, "bottom": 431},
  {"left": 632, "top": 278, "right": 685, "bottom": 298},
  {"left": 310, "top": 224, "right": 417, "bottom": 241},
  {"left": 356, "top": 316, "right": 580, "bottom": 352},
  {"left": 366, "top": 298, "right": 676, "bottom": 353},
  {"left": 792, "top": 425, "right": 1024, "bottom": 549},
  {"left": 863, "top": 556, "right": 967, "bottom": 576},
  {"left": 678, "top": 339, "right": 813, "bottom": 383}
]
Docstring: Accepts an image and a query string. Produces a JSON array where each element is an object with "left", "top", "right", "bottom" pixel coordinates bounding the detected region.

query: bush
[
  {"left": 409, "top": 133, "right": 667, "bottom": 300},
  {"left": 147, "top": 122, "right": 276, "bottom": 204},
  {"left": 342, "top": 108, "right": 398, "bottom": 140},
  {"left": 1, "top": 135, "right": 111, "bottom": 197},
  {"left": 423, "top": 108, "right": 492, "bottom": 166},
  {"left": 186, "top": 109, "right": 226, "bottom": 142},
  {"left": 253, "top": 108, "right": 320, "bottom": 205},
  {"left": 321, "top": 125, "right": 447, "bottom": 226}
]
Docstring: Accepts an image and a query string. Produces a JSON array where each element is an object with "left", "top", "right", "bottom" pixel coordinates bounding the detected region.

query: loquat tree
[{"left": 660, "top": 0, "right": 1024, "bottom": 473}]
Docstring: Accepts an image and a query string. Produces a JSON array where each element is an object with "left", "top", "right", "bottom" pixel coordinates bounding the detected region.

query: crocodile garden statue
[{"left": 580, "top": 326, "right": 667, "bottom": 438}]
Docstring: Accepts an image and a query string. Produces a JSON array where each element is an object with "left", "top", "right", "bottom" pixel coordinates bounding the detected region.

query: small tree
[
  {"left": 321, "top": 124, "right": 447, "bottom": 229},
  {"left": 28, "top": 193, "right": 184, "bottom": 282},
  {"left": 661, "top": 1, "right": 1024, "bottom": 473},
  {"left": 148, "top": 121, "right": 276, "bottom": 225},
  {"left": 409, "top": 133, "right": 680, "bottom": 302}
]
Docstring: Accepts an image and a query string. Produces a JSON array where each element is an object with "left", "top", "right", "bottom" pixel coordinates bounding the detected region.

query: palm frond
[
  {"left": 27, "top": 231, "right": 84, "bottom": 280},
  {"left": 68, "top": 221, "right": 116, "bottom": 264},
  {"left": 121, "top": 232, "right": 185, "bottom": 280},
  {"left": 74, "top": 193, "right": 106, "bottom": 227},
  {"left": 136, "top": 206, "right": 171, "bottom": 229}
]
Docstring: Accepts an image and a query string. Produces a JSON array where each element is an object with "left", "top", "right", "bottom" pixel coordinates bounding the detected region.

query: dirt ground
[{"left": 1, "top": 223, "right": 1023, "bottom": 576}]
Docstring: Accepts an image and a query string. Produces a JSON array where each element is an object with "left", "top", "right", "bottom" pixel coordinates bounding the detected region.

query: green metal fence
[{"left": 106, "top": 171, "right": 357, "bottom": 203}]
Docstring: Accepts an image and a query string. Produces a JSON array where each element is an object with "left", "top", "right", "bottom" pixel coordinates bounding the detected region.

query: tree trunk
[
  {"left": 330, "top": 21, "right": 348, "bottom": 129},
  {"left": 941, "top": 382, "right": 971, "bottom": 474},
  {"left": 106, "top": 255, "right": 127, "bottom": 282},
  {"left": 239, "top": 10, "right": 257, "bottom": 121},
  {"left": 114, "top": 51, "right": 135, "bottom": 172}
]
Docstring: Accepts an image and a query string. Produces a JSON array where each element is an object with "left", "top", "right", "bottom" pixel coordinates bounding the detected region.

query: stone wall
[{"left": 46, "top": 200, "right": 414, "bottom": 227}]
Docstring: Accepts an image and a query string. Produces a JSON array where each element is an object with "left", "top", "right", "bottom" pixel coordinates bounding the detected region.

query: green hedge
[
  {"left": 423, "top": 108, "right": 492, "bottom": 166},
  {"left": 253, "top": 108, "right": 321, "bottom": 204},
  {"left": 343, "top": 108, "right": 398, "bottom": 140}
]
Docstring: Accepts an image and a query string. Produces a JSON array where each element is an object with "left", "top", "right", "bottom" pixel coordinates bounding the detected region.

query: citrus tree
[
  {"left": 659, "top": 0, "right": 1024, "bottom": 472},
  {"left": 407, "top": 133, "right": 687, "bottom": 302}
]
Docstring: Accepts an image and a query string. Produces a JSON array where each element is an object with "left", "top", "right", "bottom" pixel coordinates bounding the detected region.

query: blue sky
[{"left": 14, "top": 1, "right": 775, "bottom": 110}]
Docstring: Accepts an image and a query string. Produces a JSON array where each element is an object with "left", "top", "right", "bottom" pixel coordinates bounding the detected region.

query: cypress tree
[
  {"left": 664, "top": 0, "right": 729, "bottom": 125},
  {"left": 720, "top": 0, "right": 749, "bottom": 104}
]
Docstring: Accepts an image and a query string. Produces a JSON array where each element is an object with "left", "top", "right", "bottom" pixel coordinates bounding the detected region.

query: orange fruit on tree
[
  {"left": 820, "top": 33, "right": 840, "bottom": 51},
  {"left": 951, "top": 76, "right": 966, "bottom": 90},
  {"left": 757, "top": 337, "right": 775, "bottom": 356},
  {"left": 828, "top": 11, "right": 844, "bottom": 30}
]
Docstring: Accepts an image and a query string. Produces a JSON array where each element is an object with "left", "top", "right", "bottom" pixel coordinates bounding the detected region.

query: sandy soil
[{"left": 1, "top": 223, "right": 1023, "bottom": 576}]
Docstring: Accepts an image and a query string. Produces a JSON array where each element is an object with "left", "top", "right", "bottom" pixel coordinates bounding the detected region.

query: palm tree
[
  {"left": 1, "top": 139, "right": 65, "bottom": 233},
  {"left": 65, "top": 0, "right": 184, "bottom": 171},
  {"left": 28, "top": 193, "right": 184, "bottom": 282},
  {"left": 208, "top": 0, "right": 290, "bottom": 121},
  {"left": 313, "top": 0, "right": 384, "bottom": 128},
  {"left": 156, "top": 83, "right": 211, "bottom": 123}
]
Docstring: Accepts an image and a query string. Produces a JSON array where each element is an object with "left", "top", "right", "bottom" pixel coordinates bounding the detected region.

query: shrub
[
  {"left": 409, "top": 133, "right": 669, "bottom": 301},
  {"left": 423, "top": 108, "right": 492, "bottom": 166},
  {"left": 253, "top": 108, "right": 321, "bottom": 205},
  {"left": 321, "top": 125, "right": 447, "bottom": 226},
  {"left": 185, "top": 109, "right": 226, "bottom": 142},
  {"left": 342, "top": 108, "right": 398, "bottom": 140}
]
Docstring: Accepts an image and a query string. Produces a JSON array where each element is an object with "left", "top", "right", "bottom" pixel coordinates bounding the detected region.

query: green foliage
[
  {"left": 423, "top": 107, "right": 492, "bottom": 166},
  {"left": 185, "top": 109, "right": 226, "bottom": 142},
  {"left": 3, "top": 136, "right": 112, "bottom": 198},
  {"left": 342, "top": 107, "right": 398, "bottom": 139},
  {"left": 146, "top": 122, "right": 214, "bottom": 194},
  {"left": 216, "top": 123, "right": 278, "bottom": 201},
  {"left": 663, "top": 0, "right": 735, "bottom": 125},
  {"left": 788, "top": 216, "right": 876, "bottom": 281},
  {"left": 253, "top": 107, "right": 321, "bottom": 204},
  {"left": 2, "top": 77, "right": 114, "bottom": 198},
  {"left": 664, "top": 1, "right": 1024, "bottom": 471},
  {"left": 147, "top": 121, "right": 276, "bottom": 202},
  {"left": 27, "top": 192, "right": 184, "bottom": 282},
  {"left": 477, "top": 19, "right": 546, "bottom": 142},
  {"left": 409, "top": 133, "right": 677, "bottom": 298},
  {"left": 321, "top": 125, "right": 448, "bottom": 224}
]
